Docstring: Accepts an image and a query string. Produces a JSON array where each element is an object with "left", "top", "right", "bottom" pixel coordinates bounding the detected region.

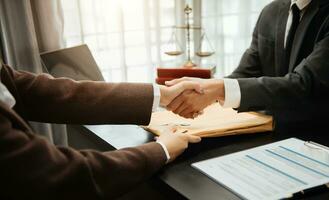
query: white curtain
[
  {"left": 61, "top": 0, "right": 188, "bottom": 83},
  {"left": 61, "top": 0, "right": 272, "bottom": 81},
  {"left": 0, "top": 0, "right": 68, "bottom": 146},
  {"left": 201, "top": 0, "right": 272, "bottom": 77}
]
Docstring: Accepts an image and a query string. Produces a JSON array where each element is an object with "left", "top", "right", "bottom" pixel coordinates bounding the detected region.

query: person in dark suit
[
  {"left": 165, "top": 0, "right": 329, "bottom": 133},
  {"left": 0, "top": 63, "right": 202, "bottom": 199}
]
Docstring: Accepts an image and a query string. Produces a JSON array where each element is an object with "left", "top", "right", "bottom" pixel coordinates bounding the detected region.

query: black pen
[{"left": 289, "top": 184, "right": 329, "bottom": 198}]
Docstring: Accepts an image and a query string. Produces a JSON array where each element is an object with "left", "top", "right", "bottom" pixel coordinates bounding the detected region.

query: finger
[
  {"left": 185, "top": 112, "right": 197, "bottom": 119},
  {"left": 179, "top": 107, "right": 195, "bottom": 119},
  {"left": 181, "top": 112, "right": 194, "bottom": 119},
  {"left": 162, "top": 124, "right": 178, "bottom": 134},
  {"left": 169, "top": 125, "right": 178, "bottom": 132},
  {"left": 167, "top": 95, "right": 185, "bottom": 111},
  {"left": 192, "top": 112, "right": 200, "bottom": 118},
  {"left": 174, "top": 102, "right": 190, "bottom": 116},
  {"left": 169, "top": 124, "right": 179, "bottom": 132},
  {"left": 191, "top": 110, "right": 204, "bottom": 118},
  {"left": 175, "top": 129, "right": 187, "bottom": 134},
  {"left": 186, "top": 134, "right": 202, "bottom": 143},
  {"left": 165, "top": 77, "right": 186, "bottom": 86}
]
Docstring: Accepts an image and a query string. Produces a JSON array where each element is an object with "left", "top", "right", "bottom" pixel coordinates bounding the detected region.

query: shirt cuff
[
  {"left": 156, "top": 141, "right": 170, "bottom": 163},
  {"left": 221, "top": 79, "right": 241, "bottom": 109},
  {"left": 152, "top": 84, "right": 161, "bottom": 112}
]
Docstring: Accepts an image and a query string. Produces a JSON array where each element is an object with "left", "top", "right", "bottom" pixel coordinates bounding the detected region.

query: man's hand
[
  {"left": 156, "top": 126, "right": 201, "bottom": 163},
  {"left": 159, "top": 81, "right": 203, "bottom": 107},
  {"left": 165, "top": 77, "right": 225, "bottom": 118}
]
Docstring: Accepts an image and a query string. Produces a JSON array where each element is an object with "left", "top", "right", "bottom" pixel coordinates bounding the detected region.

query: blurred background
[
  {"left": 61, "top": 0, "right": 272, "bottom": 82},
  {"left": 0, "top": 0, "right": 271, "bottom": 145}
]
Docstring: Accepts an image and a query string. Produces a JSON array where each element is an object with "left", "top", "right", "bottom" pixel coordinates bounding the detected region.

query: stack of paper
[{"left": 144, "top": 104, "right": 273, "bottom": 137}]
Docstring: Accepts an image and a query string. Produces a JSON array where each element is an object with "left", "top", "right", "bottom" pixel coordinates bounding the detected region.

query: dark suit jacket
[
  {"left": 228, "top": 0, "right": 329, "bottom": 132},
  {"left": 0, "top": 64, "right": 166, "bottom": 199}
]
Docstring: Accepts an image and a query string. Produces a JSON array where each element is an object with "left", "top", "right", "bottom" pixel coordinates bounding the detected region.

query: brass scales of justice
[
  {"left": 156, "top": 4, "right": 216, "bottom": 85},
  {"left": 164, "top": 4, "right": 215, "bottom": 68}
]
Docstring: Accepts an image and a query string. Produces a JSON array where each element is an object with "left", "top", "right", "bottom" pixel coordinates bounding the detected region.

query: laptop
[{"left": 40, "top": 44, "right": 105, "bottom": 81}]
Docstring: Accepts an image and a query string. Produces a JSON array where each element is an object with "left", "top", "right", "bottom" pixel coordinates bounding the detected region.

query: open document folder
[{"left": 144, "top": 104, "right": 273, "bottom": 137}]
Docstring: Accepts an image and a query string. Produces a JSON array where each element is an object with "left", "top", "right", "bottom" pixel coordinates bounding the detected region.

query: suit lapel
[
  {"left": 275, "top": 1, "right": 290, "bottom": 76},
  {"left": 288, "top": 0, "right": 319, "bottom": 72}
]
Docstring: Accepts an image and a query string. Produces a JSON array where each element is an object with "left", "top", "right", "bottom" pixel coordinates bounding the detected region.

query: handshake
[
  {"left": 159, "top": 77, "right": 225, "bottom": 119},
  {"left": 155, "top": 77, "right": 225, "bottom": 162}
]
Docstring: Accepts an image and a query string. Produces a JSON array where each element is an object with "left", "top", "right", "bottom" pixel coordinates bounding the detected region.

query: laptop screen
[{"left": 40, "top": 44, "right": 105, "bottom": 81}]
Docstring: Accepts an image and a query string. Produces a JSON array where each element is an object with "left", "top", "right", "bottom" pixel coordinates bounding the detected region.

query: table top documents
[
  {"left": 81, "top": 123, "right": 329, "bottom": 200},
  {"left": 192, "top": 138, "right": 329, "bottom": 200},
  {"left": 146, "top": 104, "right": 273, "bottom": 137}
]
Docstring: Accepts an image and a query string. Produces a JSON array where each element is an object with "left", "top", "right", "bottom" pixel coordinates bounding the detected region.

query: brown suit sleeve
[
  {"left": 1, "top": 65, "right": 154, "bottom": 125},
  {"left": 0, "top": 65, "right": 167, "bottom": 199},
  {"left": 0, "top": 113, "right": 166, "bottom": 199}
]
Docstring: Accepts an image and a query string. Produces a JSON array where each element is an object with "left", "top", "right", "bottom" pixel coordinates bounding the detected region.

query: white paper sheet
[{"left": 192, "top": 138, "right": 329, "bottom": 200}]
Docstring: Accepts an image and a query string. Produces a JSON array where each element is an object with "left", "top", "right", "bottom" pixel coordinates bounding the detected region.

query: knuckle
[
  {"left": 183, "top": 114, "right": 189, "bottom": 118},
  {"left": 192, "top": 105, "right": 199, "bottom": 111},
  {"left": 182, "top": 93, "right": 189, "bottom": 98},
  {"left": 180, "top": 113, "right": 186, "bottom": 118}
]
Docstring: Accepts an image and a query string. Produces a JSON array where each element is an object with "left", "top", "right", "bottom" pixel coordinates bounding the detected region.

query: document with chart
[{"left": 192, "top": 138, "right": 329, "bottom": 200}]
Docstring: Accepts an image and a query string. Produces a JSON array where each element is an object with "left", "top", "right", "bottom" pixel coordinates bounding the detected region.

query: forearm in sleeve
[
  {"left": 0, "top": 114, "right": 166, "bottom": 199},
  {"left": 1, "top": 65, "right": 154, "bottom": 125}
]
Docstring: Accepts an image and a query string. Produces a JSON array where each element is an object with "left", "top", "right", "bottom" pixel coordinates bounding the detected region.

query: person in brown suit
[{"left": 0, "top": 63, "right": 201, "bottom": 199}]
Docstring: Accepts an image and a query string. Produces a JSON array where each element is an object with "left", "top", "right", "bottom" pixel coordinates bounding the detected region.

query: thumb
[
  {"left": 162, "top": 124, "right": 178, "bottom": 134},
  {"left": 165, "top": 78, "right": 185, "bottom": 86},
  {"left": 177, "top": 81, "right": 203, "bottom": 94},
  {"left": 186, "top": 134, "right": 202, "bottom": 143}
]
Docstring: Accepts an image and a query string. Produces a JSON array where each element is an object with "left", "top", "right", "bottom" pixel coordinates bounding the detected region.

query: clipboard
[
  {"left": 286, "top": 141, "right": 329, "bottom": 199},
  {"left": 192, "top": 138, "right": 329, "bottom": 200}
]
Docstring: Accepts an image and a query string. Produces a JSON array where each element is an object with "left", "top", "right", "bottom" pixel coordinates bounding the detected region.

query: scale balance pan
[
  {"left": 165, "top": 51, "right": 184, "bottom": 56},
  {"left": 195, "top": 52, "right": 215, "bottom": 57}
]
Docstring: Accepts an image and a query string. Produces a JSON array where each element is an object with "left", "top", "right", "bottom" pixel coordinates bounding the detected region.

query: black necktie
[{"left": 284, "top": 4, "right": 301, "bottom": 74}]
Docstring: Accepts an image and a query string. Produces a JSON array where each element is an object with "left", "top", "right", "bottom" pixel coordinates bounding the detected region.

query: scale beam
[
  {"left": 174, "top": 25, "right": 202, "bottom": 30},
  {"left": 163, "top": 4, "right": 216, "bottom": 67}
]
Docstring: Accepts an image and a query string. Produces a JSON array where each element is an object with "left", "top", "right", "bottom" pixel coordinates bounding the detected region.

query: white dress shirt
[
  {"left": 0, "top": 83, "right": 16, "bottom": 108},
  {"left": 0, "top": 65, "right": 16, "bottom": 108},
  {"left": 222, "top": 0, "right": 312, "bottom": 109},
  {"left": 152, "top": 84, "right": 161, "bottom": 112},
  {"left": 152, "top": 85, "right": 171, "bottom": 162}
]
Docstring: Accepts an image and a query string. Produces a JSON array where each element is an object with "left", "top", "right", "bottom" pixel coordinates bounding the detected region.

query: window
[
  {"left": 202, "top": 0, "right": 272, "bottom": 76},
  {"left": 61, "top": 0, "right": 180, "bottom": 83},
  {"left": 62, "top": 0, "right": 272, "bottom": 82}
]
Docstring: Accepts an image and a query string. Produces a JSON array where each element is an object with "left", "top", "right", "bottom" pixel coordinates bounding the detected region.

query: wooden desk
[{"left": 68, "top": 125, "right": 329, "bottom": 200}]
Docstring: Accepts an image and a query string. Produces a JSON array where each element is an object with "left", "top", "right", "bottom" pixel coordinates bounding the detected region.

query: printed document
[{"left": 192, "top": 138, "right": 329, "bottom": 200}]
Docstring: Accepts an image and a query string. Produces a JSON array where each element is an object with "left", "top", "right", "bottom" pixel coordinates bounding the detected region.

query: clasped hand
[
  {"left": 160, "top": 77, "right": 225, "bottom": 119},
  {"left": 156, "top": 77, "right": 224, "bottom": 163}
]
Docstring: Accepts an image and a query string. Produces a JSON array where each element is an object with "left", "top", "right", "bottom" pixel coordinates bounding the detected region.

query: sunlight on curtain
[
  {"left": 202, "top": 0, "right": 272, "bottom": 77},
  {"left": 61, "top": 0, "right": 178, "bottom": 83},
  {"left": 61, "top": 0, "right": 273, "bottom": 82}
]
